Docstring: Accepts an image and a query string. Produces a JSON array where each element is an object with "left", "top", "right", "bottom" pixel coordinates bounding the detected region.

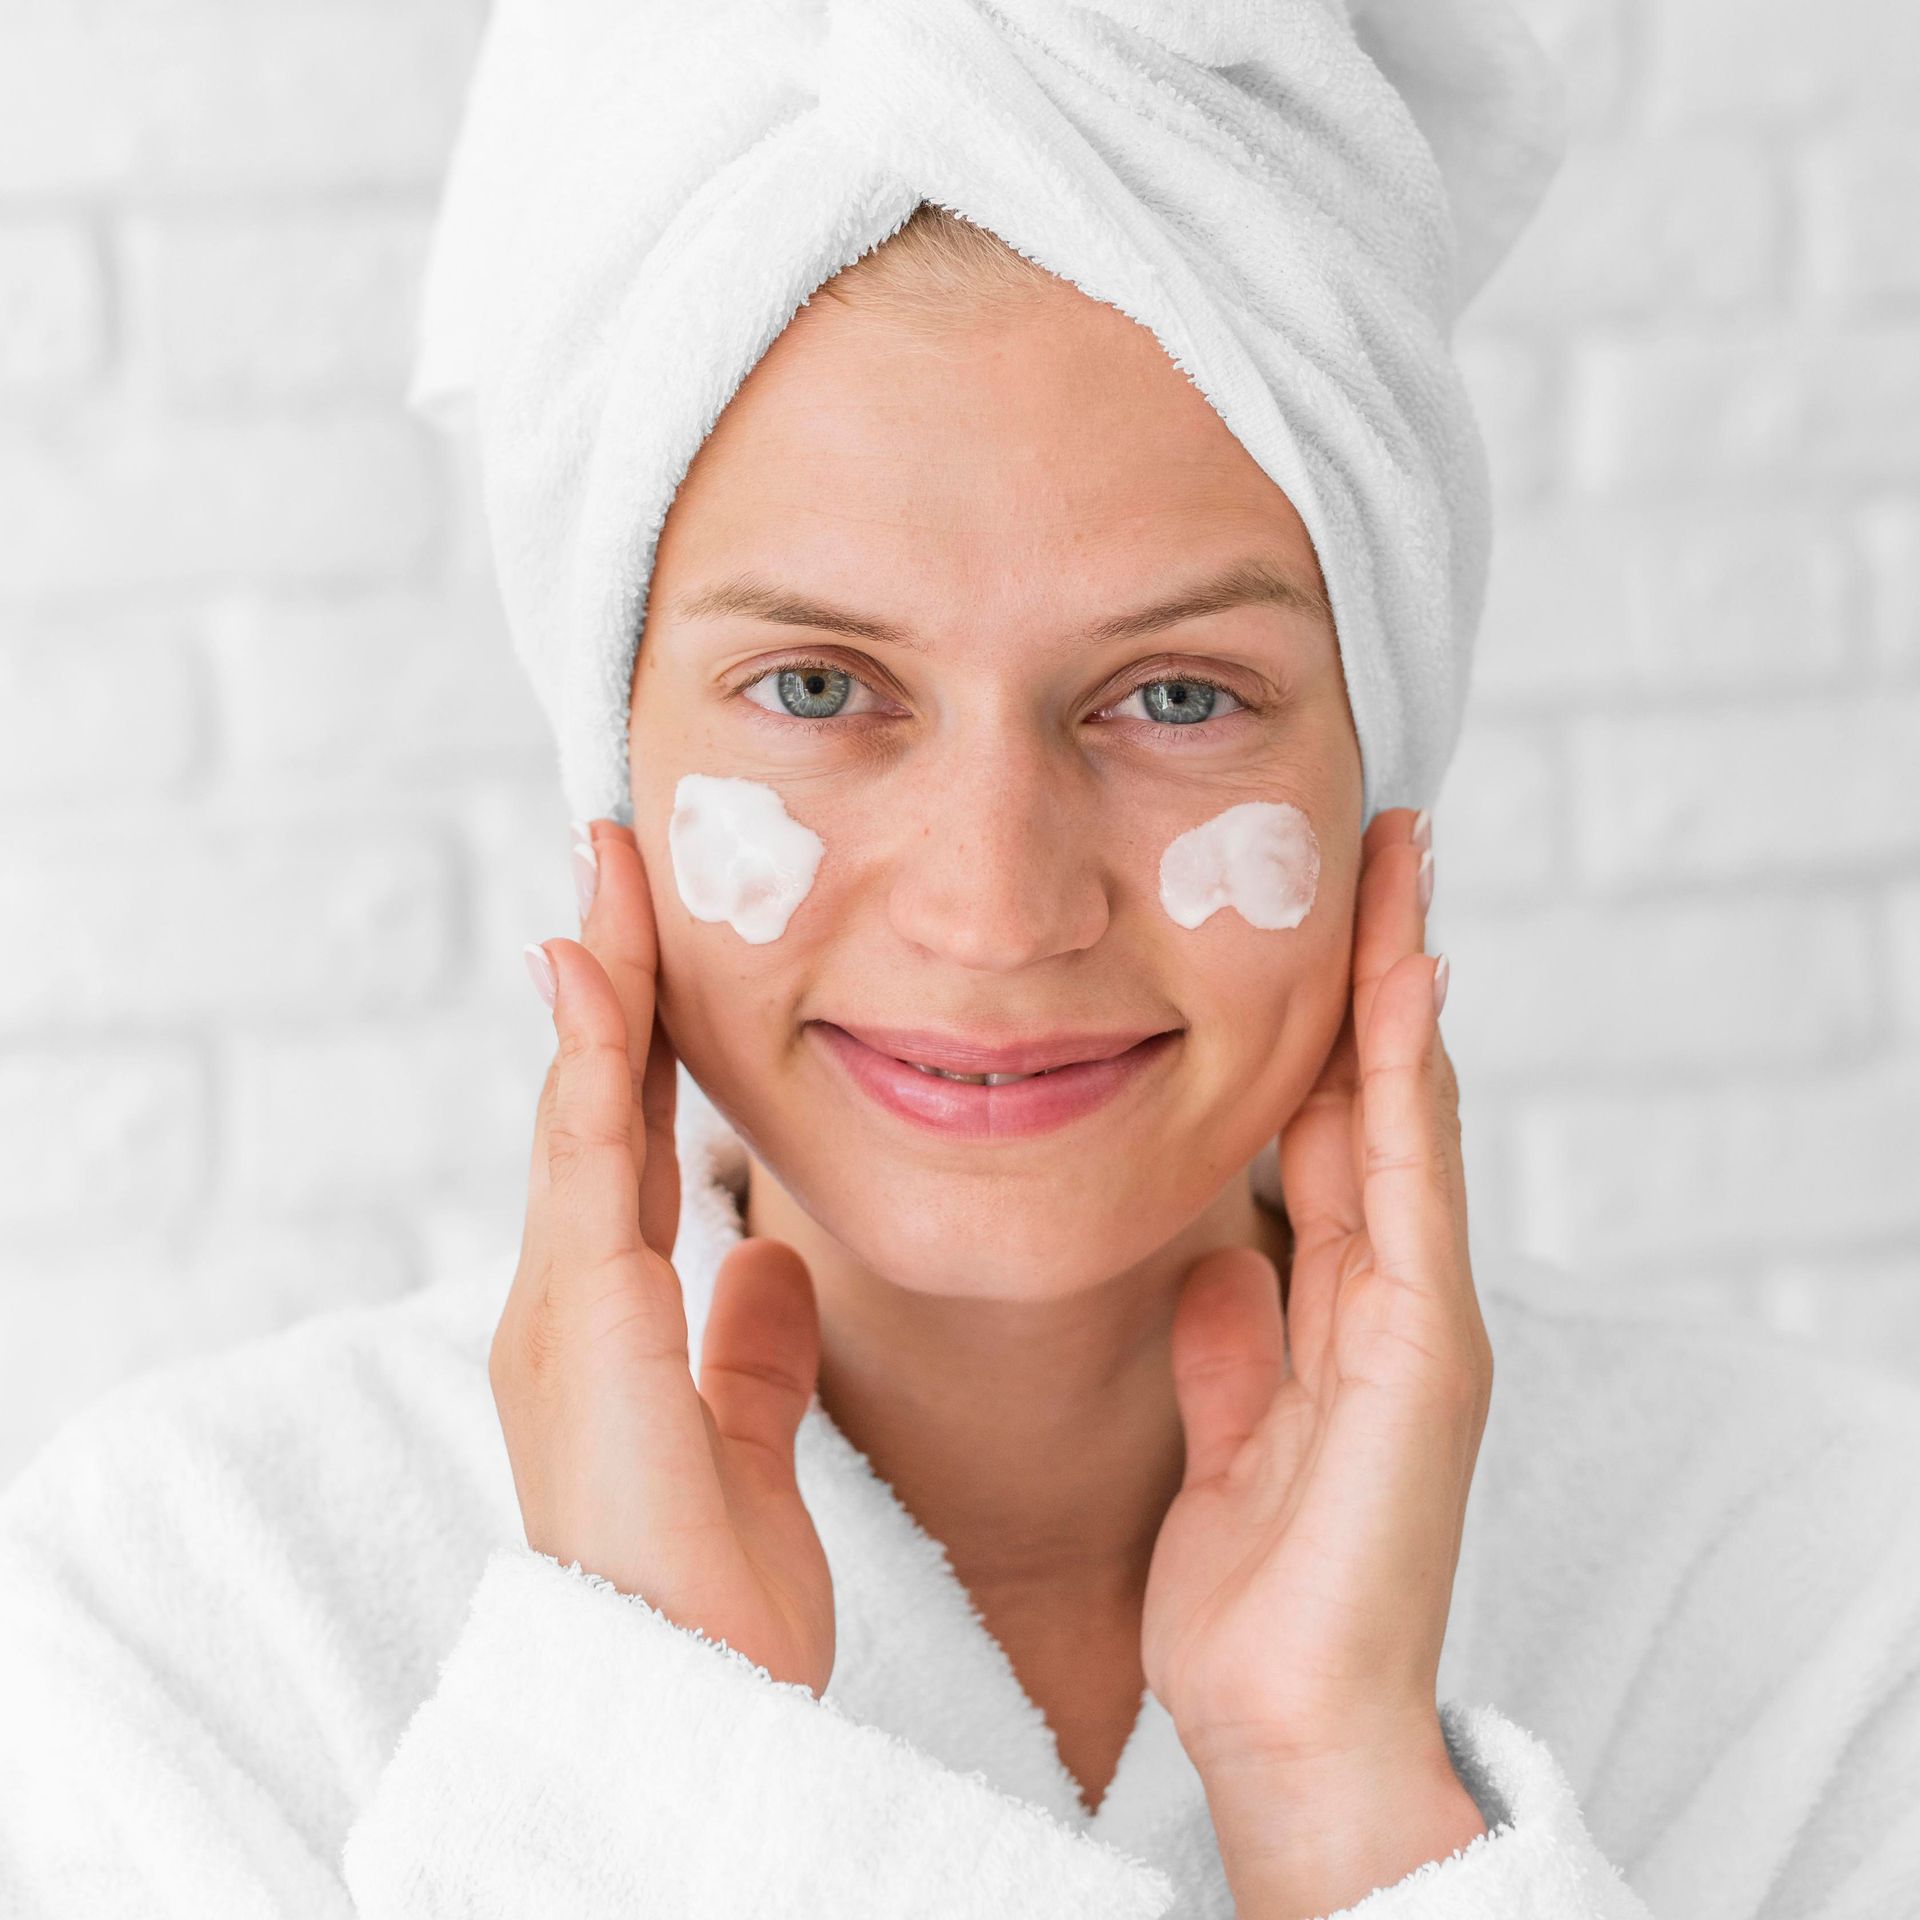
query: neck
[{"left": 741, "top": 1156, "right": 1293, "bottom": 1604}]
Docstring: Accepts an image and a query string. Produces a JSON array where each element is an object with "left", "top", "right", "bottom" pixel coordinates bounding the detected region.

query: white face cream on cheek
[
  {"left": 668, "top": 773, "right": 826, "bottom": 944},
  {"left": 1159, "top": 800, "right": 1321, "bottom": 932}
]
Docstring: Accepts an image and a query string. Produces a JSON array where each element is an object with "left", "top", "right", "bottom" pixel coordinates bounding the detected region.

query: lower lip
[{"left": 811, "top": 1022, "right": 1180, "bottom": 1140}]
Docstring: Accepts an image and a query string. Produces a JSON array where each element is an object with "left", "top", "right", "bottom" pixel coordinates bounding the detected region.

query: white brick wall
[
  {"left": 1, "top": 0, "right": 1915, "bottom": 1484},
  {"left": 1438, "top": 0, "right": 1920, "bottom": 1368}
]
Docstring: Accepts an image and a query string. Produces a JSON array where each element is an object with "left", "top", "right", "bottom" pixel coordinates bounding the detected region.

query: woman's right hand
[{"left": 495, "top": 819, "right": 835, "bottom": 1697}]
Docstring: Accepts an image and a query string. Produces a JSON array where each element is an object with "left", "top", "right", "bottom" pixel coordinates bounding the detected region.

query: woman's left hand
[{"left": 1141, "top": 805, "right": 1493, "bottom": 1899}]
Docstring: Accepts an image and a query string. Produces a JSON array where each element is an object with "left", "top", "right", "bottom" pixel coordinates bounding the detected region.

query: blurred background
[{"left": 1, "top": 0, "right": 1916, "bottom": 1485}]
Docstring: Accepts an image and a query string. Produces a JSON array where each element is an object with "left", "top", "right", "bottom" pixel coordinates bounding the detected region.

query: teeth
[{"left": 908, "top": 1062, "right": 1056, "bottom": 1085}]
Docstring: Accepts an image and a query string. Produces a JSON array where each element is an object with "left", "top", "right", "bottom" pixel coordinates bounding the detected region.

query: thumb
[
  {"left": 1170, "top": 1246, "right": 1287, "bottom": 1493},
  {"left": 699, "top": 1237, "right": 821, "bottom": 1483}
]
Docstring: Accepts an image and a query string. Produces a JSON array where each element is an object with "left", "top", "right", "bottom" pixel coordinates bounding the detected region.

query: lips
[{"left": 810, "top": 1021, "right": 1180, "bottom": 1140}]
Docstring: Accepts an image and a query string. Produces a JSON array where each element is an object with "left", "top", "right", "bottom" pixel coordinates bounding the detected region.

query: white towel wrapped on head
[{"left": 410, "top": 0, "right": 1568, "bottom": 829}]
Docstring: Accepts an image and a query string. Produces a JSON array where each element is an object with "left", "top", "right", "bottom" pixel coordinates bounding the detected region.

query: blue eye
[
  {"left": 1110, "top": 677, "right": 1246, "bottom": 725},
  {"left": 740, "top": 661, "right": 887, "bottom": 721}
]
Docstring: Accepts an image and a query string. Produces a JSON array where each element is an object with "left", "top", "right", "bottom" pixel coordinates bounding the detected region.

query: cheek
[
  {"left": 648, "top": 777, "right": 826, "bottom": 1105},
  {"left": 666, "top": 772, "right": 825, "bottom": 945},
  {"left": 1158, "top": 800, "right": 1322, "bottom": 934},
  {"left": 1154, "top": 800, "right": 1351, "bottom": 1093}
]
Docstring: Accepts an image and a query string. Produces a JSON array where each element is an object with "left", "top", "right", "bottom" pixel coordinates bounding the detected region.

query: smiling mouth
[{"left": 810, "top": 1022, "right": 1182, "bottom": 1140}]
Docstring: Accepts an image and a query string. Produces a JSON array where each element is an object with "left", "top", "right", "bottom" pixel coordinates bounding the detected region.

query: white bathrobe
[{"left": 3, "top": 1083, "right": 1918, "bottom": 1917}]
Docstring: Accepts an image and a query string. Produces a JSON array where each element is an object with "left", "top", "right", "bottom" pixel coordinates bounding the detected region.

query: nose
[{"left": 884, "top": 724, "right": 1110, "bottom": 972}]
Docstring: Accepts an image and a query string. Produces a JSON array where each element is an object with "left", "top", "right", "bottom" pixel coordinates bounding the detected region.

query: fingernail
[
  {"left": 1417, "top": 846, "right": 1435, "bottom": 912},
  {"left": 1432, "top": 951, "right": 1450, "bottom": 1018},
  {"left": 570, "top": 817, "right": 594, "bottom": 847},
  {"left": 523, "top": 941, "right": 556, "bottom": 1010},
  {"left": 571, "top": 837, "right": 599, "bottom": 921},
  {"left": 1412, "top": 808, "right": 1432, "bottom": 851}
]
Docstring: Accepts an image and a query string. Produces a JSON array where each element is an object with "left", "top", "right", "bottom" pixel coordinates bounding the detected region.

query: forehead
[{"left": 657, "top": 281, "right": 1325, "bottom": 626}]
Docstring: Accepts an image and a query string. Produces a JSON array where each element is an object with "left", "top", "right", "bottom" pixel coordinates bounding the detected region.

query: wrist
[{"left": 1201, "top": 1735, "right": 1489, "bottom": 1920}]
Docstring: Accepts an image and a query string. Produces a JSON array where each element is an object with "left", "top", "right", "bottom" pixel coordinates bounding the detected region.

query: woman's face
[{"left": 630, "top": 271, "right": 1362, "bottom": 1297}]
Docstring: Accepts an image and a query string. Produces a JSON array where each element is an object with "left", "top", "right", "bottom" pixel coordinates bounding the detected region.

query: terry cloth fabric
[
  {"left": 406, "top": 0, "right": 1569, "bottom": 833},
  {"left": 3, "top": 1073, "right": 1919, "bottom": 1915}
]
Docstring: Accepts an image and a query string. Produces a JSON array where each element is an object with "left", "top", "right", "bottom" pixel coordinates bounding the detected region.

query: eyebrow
[{"left": 667, "top": 555, "right": 1335, "bottom": 649}]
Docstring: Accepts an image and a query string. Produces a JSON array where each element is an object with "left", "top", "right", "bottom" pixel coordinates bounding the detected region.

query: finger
[
  {"left": 518, "top": 1052, "right": 561, "bottom": 1278},
  {"left": 1356, "top": 946, "right": 1465, "bottom": 1300},
  {"left": 1277, "top": 1001, "right": 1363, "bottom": 1253},
  {"left": 539, "top": 936, "right": 684, "bottom": 1355},
  {"left": 699, "top": 1238, "right": 821, "bottom": 1484},
  {"left": 1279, "top": 805, "right": 1426, "bottom": 1220},
  {"left": 1429, "top": 1005, "right": 1471, "bottom": 1276},
  {"left": 1170, "top": 1247, "right": 1288, "bottom": 1492},
  {"left": 500, "top": 953, "right": 578, "bottom": 1366},
  {"left": 579, "top": 821, "right": 678, "bottom": 1250},
  {"left": 1271, "top": 998, "right": 1362, "bottom": 1396},
  {"left": 1352, "top": 806, "right": 1429, "bottom": 1050}
]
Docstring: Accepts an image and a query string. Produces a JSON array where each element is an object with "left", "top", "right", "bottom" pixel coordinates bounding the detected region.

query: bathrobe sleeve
[
  {"left": 0, "top": 1490, "right": 1169, "bottom": 1918},
  {"left": 1343, "top": 1699, "right": 1659, "bottom": 1918},
  {"left": 336, "top": 1542, "right": 1179, "bottom": 1915}
]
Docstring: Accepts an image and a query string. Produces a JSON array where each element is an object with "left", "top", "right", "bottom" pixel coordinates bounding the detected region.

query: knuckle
[
  {"left": 547, "top": 1118, "right": 626, "bottom": 1181},
  {"left": 1358, "top": 1056, "right": 1407, "bottom": 1096},
  {"left": 545, "top": 1127, "right": 582, "bottom": 1185},
  {"left": 555, "top": 1020, "right": 600, "bottom": 1067}
]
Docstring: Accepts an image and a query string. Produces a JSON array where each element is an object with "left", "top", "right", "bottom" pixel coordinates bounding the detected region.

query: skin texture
[{"left": 504, "top": 266, "right": 1494, "bottom": 1913}]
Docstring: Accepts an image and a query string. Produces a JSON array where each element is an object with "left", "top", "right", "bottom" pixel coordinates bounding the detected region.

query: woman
[
  {"left": 7, "top": 10, "right": 1920, "bottom": 1920},
  {"left": 516, "top": 221, "right": 1491, "bottom": 1906}
]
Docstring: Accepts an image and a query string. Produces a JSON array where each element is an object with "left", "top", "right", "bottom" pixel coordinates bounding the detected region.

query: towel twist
[{"left": 411, "top": 0, "right": 1567, "bottom": 827}]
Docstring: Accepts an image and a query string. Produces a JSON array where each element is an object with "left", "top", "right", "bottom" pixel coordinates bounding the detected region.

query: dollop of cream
[
  {"left": 668, "top": 773, "right": 825, "bottom": 945},
  {"left": 1159, "top": 801, "right": 1320, "bottom": 932}
]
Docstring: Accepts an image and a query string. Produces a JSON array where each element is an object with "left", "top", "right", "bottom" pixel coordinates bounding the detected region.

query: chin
[{"left": 813, "top": 1163, "right": 1167, "bottom": 1300}]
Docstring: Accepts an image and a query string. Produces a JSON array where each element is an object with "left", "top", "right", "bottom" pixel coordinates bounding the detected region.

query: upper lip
[{"left": 823, "top": 1021, "right": 1176, "bottom": 1075}]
